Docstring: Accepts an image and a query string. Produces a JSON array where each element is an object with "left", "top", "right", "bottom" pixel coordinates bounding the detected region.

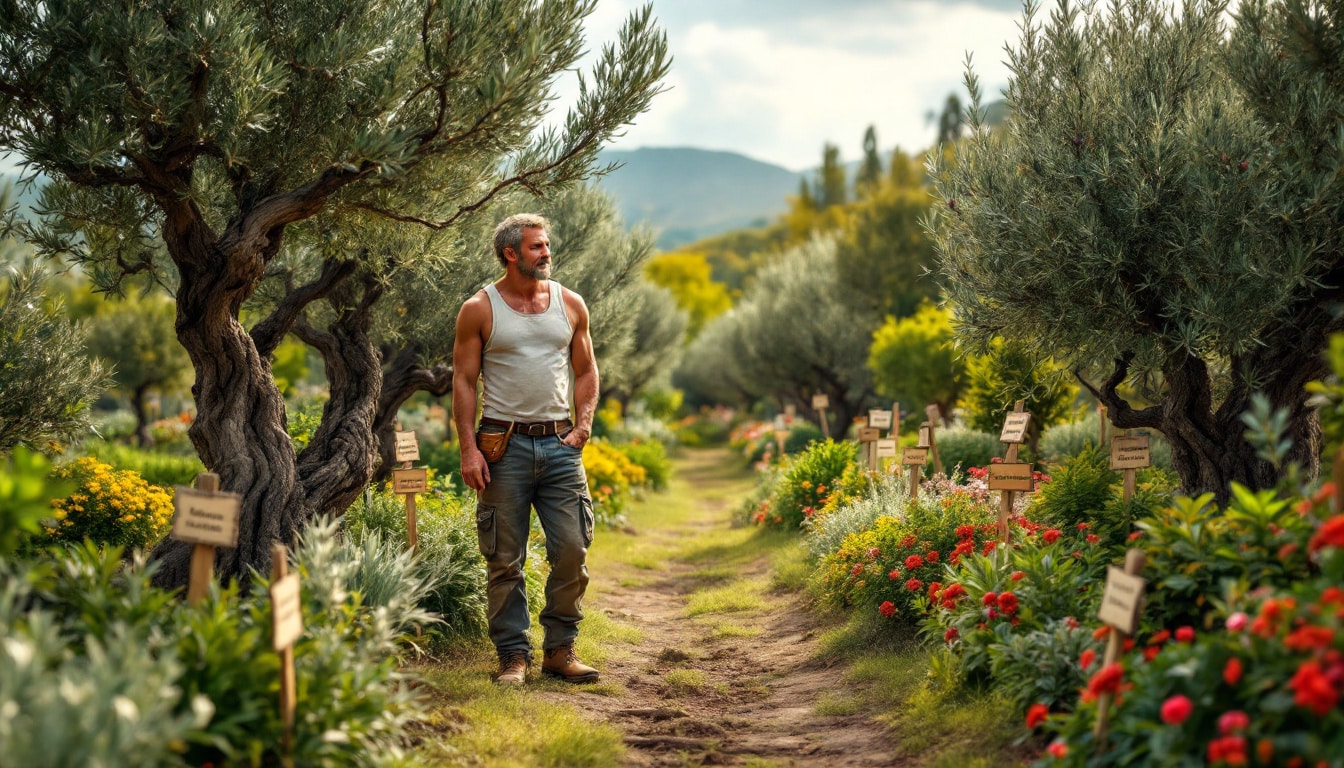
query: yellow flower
[{"left": 53, "top": 509, "right": 66, "bottom": 520}]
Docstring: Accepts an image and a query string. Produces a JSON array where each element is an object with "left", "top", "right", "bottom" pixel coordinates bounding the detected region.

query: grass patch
[
  {"left": 663, "top": 668, "right": 708, "bottom": 695},
  {"left": 710, "top": 622, "right": 761, "bottom": 639},
  {"left": 814, "top": 690, "right": 861, "bottom": 717},
  {"left": 684, "top": 581, "right": 767, "bottom": 617}
]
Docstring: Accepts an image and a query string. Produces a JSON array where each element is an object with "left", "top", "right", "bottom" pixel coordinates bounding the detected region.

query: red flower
[
  {"left": 1076, "top": 522, "right": 1090, "bottom": 531},
  {"left": 982, "top": 591, "right": 998, "bottom": 607},
  {"left": 1093, "top": 625, "right": 1112, "bottom": 641},
  {"left": 981, "top": 541, "right": 998, "bottom": 556},
  {"left": 1321, "top": 587, "right": 1344, "bottom": 606},
  {"left": 1143, "top": 646, "right": 1160, "bottom": 662},
  {"left": 942, "top": 583, "right": 967, "bottom": 601},
  {"left": 1042, "top": 529, "right": 1062, "bottom": 544},
  {"left": 1026, "top": 703, "right": 1049, "bottom": 730},
  {"left": 1127, "top": 530, "right": 1143, "bottom": 542},
  {"left": 1086, "top": 534, "right": 1100, "bottom": 544},
  {"left": 850, "top": 564, "right": 863, "bottom": 576},
  {"left": 867, "top": 547, "right": 881, "bottom": 559},
  {"left": 1256, "top": 740, "right": 1274, "bottom": 764},
  {"left": 1064, "top": 616, "right": 1078, "bottom": 629},
  {"left": 1046, "top": 741, "right": 1068, "bottom": 759},
  {"left": 1079, "top": 649, "right": 1096, "bottom": 669},
  {"left": 944, "top": 627, "right": 959, "bottom": 643},
  {"left": 955, "top": 525, "right": 975, "bottom": 539},
  {"left": 1176, "top": 626, "right": 1196, "bottom": 643},
  {"left": 1289, "top": 660, "right": 1340, "bottom": 716},
  {"left": 888, "top": 569, "right": 901, "bottom": 581},
  {"left": 905, "top": 578, "right": 923, "bottom": 592},
  {"left": 1224, "top": 657, "right": 1244, "bottom": 686},
  {"left": 997, "top": 592, "right": 1019, "bottom": 614},
  {"left": 927, "top": 581, "right": 943, "bottom": 600},
  {"left": 1217, "top": 710, "right": 1250, "bottom": 735},
  {"left": 926, "top": 550, "right": 939, "bottom": 563},
  {"left": 1083, "top": 663, "right": 1124, "bottom": 702},
  {"left": 1150, "top": 629, "right": 1172, "bottom": 645},
  {"left": 1208, "top": 735, "right": 1248, "bottom": 766},
  {"left": 1309, "top": 515, "right": 1344, "bottom": 552},
  {"left": 901, "top": 535, "right": 918, "bottom": 549},
  {"left": 1010, "top": 571, "right": 1026, "bottom": 582},
  {"left": 1160, "top": 694, "right": 1193, "bottom": 725},
  {"left": 905, "top": 554, "right": 925, "bottom": 570},
  {"left": 1284, "top": 625, "right": 1334, "bottom": 651},
  {"left": 878, "top": 601, "right": 896, "bottom": 618}
]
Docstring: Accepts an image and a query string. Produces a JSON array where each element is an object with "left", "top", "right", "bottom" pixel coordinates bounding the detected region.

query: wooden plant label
[
  {"left": 394, "top": 430, "right": 420, "bottom": 463},
  {"left": 876, "top": 439, "right": 898, "bottom": 459},
  {"left": 784, "top": 404, "right": 797, "bottom": 419},
  {"left": 868, "top": 409, "right": 893, "bottom": 430},
  {"left": 270, "top": 573, "right": 304, "bottom": 651},
  {"left": 171, "top": 486, "right": 242, "bottom": 548},
  {"left": 918, "top": 425, "right": 931, "bottom": 447},
  {"left": 1098, "top": 566, "right": 1146, "bottom": 635},
  {"left": 987, "top": 462, "right": 1034, "bottom": 492},
  {"left": 901, "top": 447, "right": 929, "bottom": 466},
  {"left": 812, "top": 393, "right": 829, "bottom": 410},
  {"left": 999, "top": 412, "right": 1032, "bottom": 444},
  {"left": 858, "top": 427, "right": 881, "bottom": 443},
  {"left": 1110, "top": 435, "right": 1152, "bottom": 470},
  {"left": 392, "top": 467, "right": 428, "bottom": 495}
]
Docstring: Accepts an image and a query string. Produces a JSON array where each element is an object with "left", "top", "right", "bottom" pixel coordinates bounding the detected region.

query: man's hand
[
  {"left": 561, "top": 425, "right": 591, "bottom": 451},
  {"left": 460, "top": 446, "right": 491, "bottom": 492}
]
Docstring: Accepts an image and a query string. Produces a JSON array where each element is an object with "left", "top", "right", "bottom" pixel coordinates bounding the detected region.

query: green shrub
[
  {"left": 759, "top": 439, "right": 856, "bottom": 529},
  {"left": 80, "top": 440, "right": 206, "bottom": 488},
  {"left": 0, "top": 447, "right": 68, "bottom": 555},
  {"left": 805, "top": 471, "right": 910, "bottom": 562},
  {"left": 675, "top": 415, "right": 731, "bottom": 447},
  {"left": 1037, "top": 414, "right": 1103, "bottom": 464},
  {"left": 936, "top": 426, "right": 999, "bottom": 472},
  {"left": 612, "top": 439, "right": 673, "bottom": 492},
  {"left": 989, "top": 619, "right": 1103, "bottom": 712},
  {"left": 1, "top": 520, "right": 433, "bottom": 767},
  {"left": 1029, "top": 447, "right": 1116, "bottom": 530}
]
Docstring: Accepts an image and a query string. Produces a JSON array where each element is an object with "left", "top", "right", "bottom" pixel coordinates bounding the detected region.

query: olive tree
[
  {"left": 929, "top": 0, "right": 1343, "bottom": 498},
  {"left": 86, "top": 294, "right": 190, "bottom": 447},
  {"left": 0, "top": 0, "right": 668, "bottom": 583}
]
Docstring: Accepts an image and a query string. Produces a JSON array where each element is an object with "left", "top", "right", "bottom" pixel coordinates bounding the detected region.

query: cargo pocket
[
  {"left": 579, "top": 493, "right": 594, "bottom": 547},
  {"left": 476, "top": 503, "right": 497, "bottom": 557}
]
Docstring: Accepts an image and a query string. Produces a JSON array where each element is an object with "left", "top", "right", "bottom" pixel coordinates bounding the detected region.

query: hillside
[{"left": 596, "top": 147, "right": 801, "bottom": 251}]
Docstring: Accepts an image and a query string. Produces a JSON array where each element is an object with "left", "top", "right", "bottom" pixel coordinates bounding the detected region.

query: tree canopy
[{"left": 928, "top": 0, "right": 1344, "bottom": 497}]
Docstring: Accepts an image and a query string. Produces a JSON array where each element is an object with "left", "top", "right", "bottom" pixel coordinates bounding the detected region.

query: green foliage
[
  {"left": 0, "top": 520, "right": 433, "bottom": 767},
  {"left": 935, "top": 426, "right": 1000, "bottom": 474},
  {"left": 643, "top": 252, "right": 732, "bottom": 339},
  {"left": 1028, "top": 447, "right": 1115, "bottom": 533},
  {"left": 80, "top": 439, "right": 205, "bottom": 488},
  {"left": 989, "top": 619, "right": 1102, "bottom": 711},
  {"left": 612, "top": 439, "right": 672, "bottom": 492},
  {"left": 1307, "top": 332, "right": 1344, "bottom": 456},
  {"left": 959, "top": 339, "right": 1077, "bottom": 442},
  {"left": 838, "top": 182, "right": 939, "bottom": 319},
  {"left": 269, "top": 337, "right": 310, "bottom": 398},
  {"left": 1037, "top": 414, "right": 1104, "bottom": 465},
  {"left": 0, "top": 262, "right": 107, "bottom": 455},
  {"left": 84, "top": 293, "right": 189, "bottom": 442},
  {"left": 1135, "top": 487, "right": 1314, "bottom": 631},
  {"left": 759, "top": 439, "right": 857, "bottom": 529},
  {"left": 44, "top": 456, "right": 174, "bottom": 550},
  {"left": 815, "top": 142, "right": 848, "bottom": 209},
  {"left": 0, "top": 447, "right": 70, "bottom": 556},
  {"left": 804, "top": 471, "right": 910, "bottom": 562},
  {"left": 867, "top": 304, "right": 965, "bottom": 418}
]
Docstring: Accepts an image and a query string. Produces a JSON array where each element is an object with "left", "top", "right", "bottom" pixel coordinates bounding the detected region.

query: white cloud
[{"left": 552, "top": 0, "right": 1022, "bottom": 169}]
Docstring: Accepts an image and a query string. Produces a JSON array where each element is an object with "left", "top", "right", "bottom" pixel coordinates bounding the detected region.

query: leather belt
[{"left": 480, "top": 416, "right": 572, "bottom": 436}]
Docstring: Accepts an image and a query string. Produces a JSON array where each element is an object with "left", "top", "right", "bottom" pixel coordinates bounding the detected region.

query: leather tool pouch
[{"left": 475, "top": 423, "right": 515, "bottom": 463}]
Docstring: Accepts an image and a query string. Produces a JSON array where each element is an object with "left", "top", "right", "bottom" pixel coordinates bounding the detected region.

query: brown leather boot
[
  {"left": 542, "top": 645, "right": 599, "bottom": 683},
  {"left": 494, "top": 649, "right": 530, "bottom": 686}
]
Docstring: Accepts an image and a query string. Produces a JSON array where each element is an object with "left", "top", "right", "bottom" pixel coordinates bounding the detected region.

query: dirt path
[{"left": 537, "top": 448, "right": 899, "bottom": 767}]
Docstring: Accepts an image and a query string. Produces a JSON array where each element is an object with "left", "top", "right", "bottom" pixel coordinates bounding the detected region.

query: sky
[{"left": 563, "top": 0, "right": 1026, "bottom": 171}]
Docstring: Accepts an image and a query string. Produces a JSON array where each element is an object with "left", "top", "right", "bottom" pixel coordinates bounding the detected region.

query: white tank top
[{"left": 480, "top": 280, "right": 574, "bottom": 422}]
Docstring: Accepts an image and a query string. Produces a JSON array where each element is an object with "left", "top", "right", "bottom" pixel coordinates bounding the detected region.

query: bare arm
[
  {"left": 453, "top": 292, "right": 491, "bottom": 491},
  {"left": 563, "top": 288, "right": 599, "bottom": 449}
]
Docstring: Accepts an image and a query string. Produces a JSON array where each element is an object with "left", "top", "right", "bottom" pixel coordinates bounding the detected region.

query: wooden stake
[
  {"left": 187, "top": 473, "right": 220, "bottom": 605},
  {"left": 925, "top": 404, "right": 943, "bottom": 475},
  {"left": 909, "top": 464, "right": 921, "bottom": 503},
  {"left": 1122, "top": 467, "right": 1137, "bottom": 504},
  {"left": 998, "top": 401, "right": 1027, "bottom": 543},
  {"left": 1094, "top": 549, "right": 1147, "bottom": 744},
  {"left": 1098, "top": 403, "right": 1108, "bottom": 447},
  {"left": 272, "top": 543, "right": 297, "bottom": 762},
  {"left": 818, "top": 407, "right": 830, "bottom": 439}
]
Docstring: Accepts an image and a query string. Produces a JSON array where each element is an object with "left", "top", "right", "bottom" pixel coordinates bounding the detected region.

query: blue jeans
[{"left": 475, "top": 429, "right": 593, "bottom": 655}]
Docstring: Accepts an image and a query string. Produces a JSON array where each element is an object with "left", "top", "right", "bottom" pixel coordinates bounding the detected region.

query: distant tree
[
  {"left": 936, "top": 93, "right": 965, "bottom": 146},
  {"left": 817, "top": 143, "right": 848, "bottom": 208},
  {"left": 86, "top": 294, "right": 190, "bottom": 447},
  {"left": 795, "top": 177, "right": 818, "bottom": 212},
  {"left": 929, "top": 0, "right": 1344, "bottom": 497},
  {"left": 856, "top": 125, "right": 883, "bottom": 198},
  {"left": 678, "top": 237, "right": 879, "bottom": 428},
  {"left": 959, "top": 339, "right": 1077, "bottom": 454},
  {"left": 600, "top": 281, "right": 687, "bottom": 408},
  {"left": 0, "top": 0, "right": 668, "bottom": 584},
  {"left": 0, "top": 261, "right": 106, "bottom": 455},
  {"left": 835, "top": 177, "right": 939, "bottom": 319},
  {"left": 867, "top": 304, "right": 966, "bottom": 426},
  {"left": 644, "top": 252, "right": 733, "bottom": 338}
]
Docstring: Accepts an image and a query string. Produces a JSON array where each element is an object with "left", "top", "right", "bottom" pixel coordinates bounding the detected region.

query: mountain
[{"left": 595, "top": 147, "right": 802, "bottom": 251}]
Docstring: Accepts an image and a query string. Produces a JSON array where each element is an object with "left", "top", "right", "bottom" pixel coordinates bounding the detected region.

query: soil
[{"left": 534, "top": 449, "right": 903, "bottom": 767}]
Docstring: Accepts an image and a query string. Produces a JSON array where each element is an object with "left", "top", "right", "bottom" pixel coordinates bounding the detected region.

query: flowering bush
[
  {"left": 611, "top": 439, "right": 673, "bottom": 492},
  {"left": 582, "top": 438, "right": 647, "bottom": 525},
  {"left": 1035, "top": 510, "right": 1344, "bottom": 766},
  {"left": 44, "top": 456, "right": 174, "bottom": 549},
  {"left": 754, "top": 439, "right": 855, "bottom": 528},
  {"left": 819, "top": 490, "right": 998, "bottom": 620}
]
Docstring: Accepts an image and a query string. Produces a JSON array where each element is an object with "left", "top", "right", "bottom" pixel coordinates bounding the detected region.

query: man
[{"left": 452, "top": 213, "right": 600, "bottom": 686}]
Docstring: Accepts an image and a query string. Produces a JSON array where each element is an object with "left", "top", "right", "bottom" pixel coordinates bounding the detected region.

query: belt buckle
[{"left": 522, "top": 422, "right": 548, "bottom": 436}]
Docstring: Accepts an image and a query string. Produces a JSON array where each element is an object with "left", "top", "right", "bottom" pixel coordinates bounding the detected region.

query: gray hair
[{"left": 492, "top": 213, "right": 550, "bottom": 267}]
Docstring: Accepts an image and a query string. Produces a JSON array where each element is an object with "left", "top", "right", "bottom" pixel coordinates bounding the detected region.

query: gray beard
[{"left": 519, "top": 261, "right": 551, "bottom": 281}]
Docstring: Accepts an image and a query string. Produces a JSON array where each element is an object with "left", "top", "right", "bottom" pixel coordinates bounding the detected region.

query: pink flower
[
  {"left": 1160, "top": 695, "right": 1193, "bottom": 725},
  {"left": 1226, "top": 612, "right": 1249, "bottom": 632},
  {"left": 1218, "top": 710, "right": 1250, "bottom": 735}
]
